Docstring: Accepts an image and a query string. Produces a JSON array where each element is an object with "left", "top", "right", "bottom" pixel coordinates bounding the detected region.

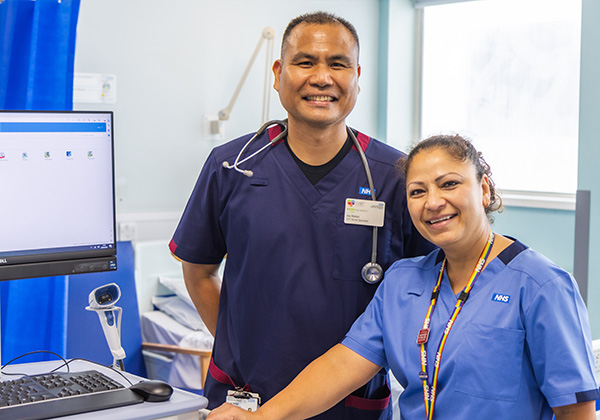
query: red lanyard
[{"left": 417, "top": 231, "right": 495, "bottom": 420}]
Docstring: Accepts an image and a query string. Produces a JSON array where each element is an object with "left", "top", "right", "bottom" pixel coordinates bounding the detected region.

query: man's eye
[{"left": 297, "top": 61, "right": 313, "bottom": 67}]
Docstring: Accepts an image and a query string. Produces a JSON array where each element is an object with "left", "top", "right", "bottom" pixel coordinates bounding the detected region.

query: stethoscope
[{"left": 223, "top": 119, "right": 384, "bottom": 284}]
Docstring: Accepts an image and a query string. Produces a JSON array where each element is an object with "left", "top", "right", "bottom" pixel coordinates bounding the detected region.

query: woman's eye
[{"left": 442, "top": 180, "right": 459, "bottom": 188}]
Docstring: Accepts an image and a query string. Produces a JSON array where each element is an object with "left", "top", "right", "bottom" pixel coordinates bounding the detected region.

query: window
[{"left": 420, "top": 0, "right": 582, "bottom": 196}]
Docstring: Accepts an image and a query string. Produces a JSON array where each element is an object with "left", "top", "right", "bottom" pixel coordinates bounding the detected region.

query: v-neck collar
[
  {"left": 433, "top": 239, "right": 527, "bottom": 314},
  {"left": 268, "top": 130, "right": 371, "bottom": 207}
]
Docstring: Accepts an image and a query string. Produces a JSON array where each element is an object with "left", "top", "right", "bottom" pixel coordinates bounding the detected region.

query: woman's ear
[{"left": 481, "top": 174, "right": 491, "bottom": 208}]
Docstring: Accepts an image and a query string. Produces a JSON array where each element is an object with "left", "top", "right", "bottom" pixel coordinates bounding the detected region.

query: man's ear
[{"left": 272, "top": 59, "right": 282, "bottom": 92}]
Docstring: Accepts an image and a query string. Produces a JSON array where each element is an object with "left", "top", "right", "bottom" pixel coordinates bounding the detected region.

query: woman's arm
[
  {"left": 207, "top": 344, "right": 382, "bottom": 420},
  {"left": 552, "top": 400, "right": 596, "bottom": 420}
]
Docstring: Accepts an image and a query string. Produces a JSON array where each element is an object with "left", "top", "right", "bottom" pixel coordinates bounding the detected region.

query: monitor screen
[{"left": 0, "top": 110, "right": 117, "bottom": 281}]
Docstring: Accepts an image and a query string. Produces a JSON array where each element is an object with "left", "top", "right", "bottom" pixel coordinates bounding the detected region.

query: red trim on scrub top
[
  {"left": 168, "top": 239, "right": 177, "bottom": 253},
  {"left": 208, "top": 358, "right": 252, "bottom": 392},
  {"left": 353, "top": 131, "right": 370, "bottom": 153},
  {"left": 268, "top": 123, "right": 284, "bottom": 144},
  {"left": 344, "top": 392, "right": 390, "bottom": 411}
]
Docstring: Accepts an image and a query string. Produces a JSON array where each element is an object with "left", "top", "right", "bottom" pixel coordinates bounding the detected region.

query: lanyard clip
[
  {"left": 458, "top": 291, "right": 469, "bottom": 302},
  {"left": 232, "top": 388, "right": 254, "bottom": 399}
]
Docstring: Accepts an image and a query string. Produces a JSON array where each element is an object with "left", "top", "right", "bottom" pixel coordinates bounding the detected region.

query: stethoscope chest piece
[{"left": 361, "top": 262, "right": 383, "bottom": 284}]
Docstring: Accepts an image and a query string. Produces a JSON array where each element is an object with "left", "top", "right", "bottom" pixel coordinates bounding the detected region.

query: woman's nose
[{"left": 424, "top": 190, "right": 445, "bottom": 210}]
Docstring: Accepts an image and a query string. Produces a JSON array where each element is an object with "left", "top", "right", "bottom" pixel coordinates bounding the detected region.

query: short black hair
[{"left": 281, "top": 11, "right": 360, "bottom": 60}]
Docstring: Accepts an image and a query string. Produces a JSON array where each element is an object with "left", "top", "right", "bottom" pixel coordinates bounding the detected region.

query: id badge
[
  {"left": 344, "top": 198, "right": 385, "bottom": 227},
  {"left": 226, "top": 390, "right": 261, "bottom": 412}
]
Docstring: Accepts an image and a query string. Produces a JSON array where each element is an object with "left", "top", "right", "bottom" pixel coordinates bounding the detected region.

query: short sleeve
[
  {"left": 525, "top": 271, "right": 599, "bottom": 407},
  {"left": 170, "top": 151, "right": 227, "bottom": 264},
  {"left": 342, "top": 281, "right": 389, "bottom": 369}
]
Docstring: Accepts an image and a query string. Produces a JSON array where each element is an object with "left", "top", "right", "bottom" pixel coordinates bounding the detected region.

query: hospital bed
[{"left": 140, "top": 275, "right": 213, "bottom": 392}]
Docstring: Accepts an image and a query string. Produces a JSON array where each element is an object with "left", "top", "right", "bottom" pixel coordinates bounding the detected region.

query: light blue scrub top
[{"left": 343, "top": 240, "right": 599, "bottom": 420}]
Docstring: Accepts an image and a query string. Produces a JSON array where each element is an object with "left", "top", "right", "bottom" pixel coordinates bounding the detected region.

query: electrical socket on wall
[{"left": 118, "top": 222, "right": 137, "bottom": 242}]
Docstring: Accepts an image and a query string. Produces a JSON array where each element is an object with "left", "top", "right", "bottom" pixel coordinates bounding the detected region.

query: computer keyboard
[{"left": 0, "top": 369, "right": 144, "bottom": 420}]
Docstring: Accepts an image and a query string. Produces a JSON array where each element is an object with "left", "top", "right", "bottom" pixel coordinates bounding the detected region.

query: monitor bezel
[{"left": 0, "top": 110, "right": 118, "bottom": 281}]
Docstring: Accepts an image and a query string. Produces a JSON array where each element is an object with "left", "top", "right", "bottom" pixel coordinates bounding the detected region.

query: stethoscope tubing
[
  {"left": 347, "top": 128, "right": 379, "bottom": 267},
  {"left": 222, "top": 119, "right": 288, "bottom": 177},
  {"left": 223, "top": 119, "right": 383, "bottom": 284}
]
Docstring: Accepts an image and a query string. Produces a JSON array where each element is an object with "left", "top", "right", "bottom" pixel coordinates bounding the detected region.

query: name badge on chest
[
  {"left": 226, "top": 390, "right": 261, "bottom": 412},
  {"left": 344, "top": 198, "right": 385, "bottom": 227}
]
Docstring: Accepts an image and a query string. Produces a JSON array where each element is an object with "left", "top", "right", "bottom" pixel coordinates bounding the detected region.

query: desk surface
[{"left": 0, "top": 359, "right": 208, "bottom": 420}]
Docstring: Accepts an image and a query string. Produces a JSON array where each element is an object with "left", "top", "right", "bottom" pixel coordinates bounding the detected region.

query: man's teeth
[
  {"left": 306, "top": 95, "right": 334, "bottom": 101},
  {"left": 428, "top": 215, "right": 454, "bottom": 224}
]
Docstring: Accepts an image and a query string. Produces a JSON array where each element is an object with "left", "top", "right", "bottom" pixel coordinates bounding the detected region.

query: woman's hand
[{"left": 207, "top": 403, "right": 263, "bottom": 420}]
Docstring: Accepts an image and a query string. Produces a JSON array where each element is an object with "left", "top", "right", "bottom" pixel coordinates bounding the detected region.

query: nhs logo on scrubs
[
  {"left": 492, "top": 293, "right": 511, "bottom": 304},
  {"left": 359, "top": 187, "right": 376, "bottom": 196}
]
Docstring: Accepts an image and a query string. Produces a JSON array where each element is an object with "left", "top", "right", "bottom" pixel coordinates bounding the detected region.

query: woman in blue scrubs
[{"left": 207, "top": 134, "right": 599, "bottom": 420}]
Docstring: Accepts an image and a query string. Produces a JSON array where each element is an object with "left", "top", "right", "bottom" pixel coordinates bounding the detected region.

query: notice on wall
[{"left": 73, "top": 73, "right": 117, "bottom": 104}]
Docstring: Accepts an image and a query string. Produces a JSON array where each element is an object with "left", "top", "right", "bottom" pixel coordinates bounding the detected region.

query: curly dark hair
[
  {"left": 281, "top": 11, "right": 359, "bottom": 61},
  {"left": 398, "top": 134, "right": 503, "bottom": 219}
]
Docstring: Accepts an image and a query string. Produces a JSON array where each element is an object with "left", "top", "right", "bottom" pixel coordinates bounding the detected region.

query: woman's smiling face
[{"left": 405, "top": 147, "right": 491, "bottom": 253}]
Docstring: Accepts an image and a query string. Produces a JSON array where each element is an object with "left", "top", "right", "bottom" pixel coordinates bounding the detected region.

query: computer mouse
[{"left": 129, "top": 380, "right": 174, "bottom": 402}]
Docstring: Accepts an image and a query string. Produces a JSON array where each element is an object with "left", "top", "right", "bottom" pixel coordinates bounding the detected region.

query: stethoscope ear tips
[
  {"left": 223, "top": 161, "right": 253, "bottom": 177},
  {"left": 362, "top": 262, "right": 383, "bottom": 284}
]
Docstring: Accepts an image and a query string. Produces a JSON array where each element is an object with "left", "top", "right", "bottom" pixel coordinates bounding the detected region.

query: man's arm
[
  {"left": 181, "top": 261, "right": 222, "bottom": 337},
  {"left": 207, "top": 344, "right": 382, "bottom": 420},
  {"left": 553, "top": 401, "right": 596, "bottom": 420}
]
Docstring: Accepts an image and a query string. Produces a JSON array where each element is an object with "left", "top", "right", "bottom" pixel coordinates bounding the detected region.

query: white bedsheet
[{"left": 141, "top": 310, "right": 213, "bottom": 390}]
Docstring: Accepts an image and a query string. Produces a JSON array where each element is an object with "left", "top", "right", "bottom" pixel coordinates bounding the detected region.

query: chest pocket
[
  {"left": 454, "top": 323, "right": 525, "bottom": 401},
  {"left": 249, "top": 178, "right": 268, "bottom": 187}
]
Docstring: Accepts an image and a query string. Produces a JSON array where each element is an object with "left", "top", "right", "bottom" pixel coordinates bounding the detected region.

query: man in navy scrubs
[{"left": 170, "top": 11, "right": 432, "bottom": 419}]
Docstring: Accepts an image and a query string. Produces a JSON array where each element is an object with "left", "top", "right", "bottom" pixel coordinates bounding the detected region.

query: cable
[
  {"left": 0, "top": 351, "right": 133, "bottom": 385},
  {"left": 1, "top": 350, "right": 70, "bottom": 376}
]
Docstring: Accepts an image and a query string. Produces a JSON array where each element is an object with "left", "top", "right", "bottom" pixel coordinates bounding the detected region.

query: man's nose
[{"left": 309, "top": 64, "right": 333, "bottom": 86}]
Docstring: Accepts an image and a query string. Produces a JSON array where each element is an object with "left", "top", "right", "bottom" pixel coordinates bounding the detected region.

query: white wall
[{"left": 75, "top": 0, "right": 381, "bottom": 219}]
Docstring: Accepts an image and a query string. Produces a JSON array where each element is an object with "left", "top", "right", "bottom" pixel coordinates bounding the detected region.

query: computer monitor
[{"left": 0, "top": 110, "right": 117, "bottom": 281}]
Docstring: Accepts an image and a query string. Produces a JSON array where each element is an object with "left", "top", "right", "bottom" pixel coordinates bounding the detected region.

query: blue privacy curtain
[
  {"left": 0, "top": 0, "right": 80, "bottom": 363},
  {"left": 0, "top": 0, "right": 80, "bottom": 110}
]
